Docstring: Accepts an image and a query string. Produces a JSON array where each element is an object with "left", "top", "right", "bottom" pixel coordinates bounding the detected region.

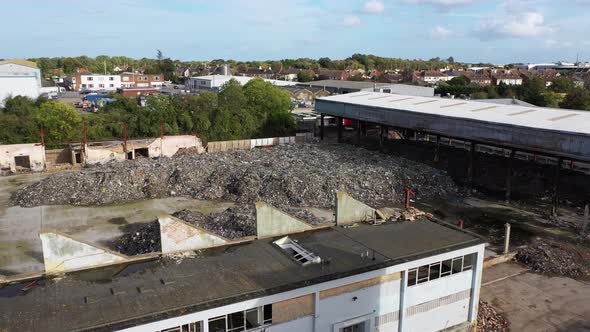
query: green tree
[
  {"left": 447, "top": 76, "right": 468, "bottom": 86},
  {"left": 551, "top": 77, "right": 574, "bottom": 94},
  {"left": 560, "top": 88, "right": 590, "bottom": 110},
  {"left": 318, "top": 57, "right": 335, "bottom": 69},
  {"left": 521, "top": 77, "right": 547, "bottom": 106},
  {"left": 33, "top": 100, "right": 82, "bottom": 142},
  {"left": 297, "top": 71, "right": 313, "bottom": 82}
]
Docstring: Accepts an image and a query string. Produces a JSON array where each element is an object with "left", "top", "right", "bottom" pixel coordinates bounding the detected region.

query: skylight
[{"left": 273, "top": 236, "right": 321, "bottom": 266}]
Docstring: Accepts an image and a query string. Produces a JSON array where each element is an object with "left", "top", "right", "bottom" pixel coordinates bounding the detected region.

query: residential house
[
  {"left": 415, "top": 71, "right": 451, "bottom": 85},
  {"left": 70, "top": 74, "right": 121, "bottom": 91},
  {"left": 317, "top": 68, "right": 348, "bottom": 81},
  {"left": 120, "top": 73, "right": 164, "bottom": 88},
  {"left": 239, "top": 67, "right": 274, "bottom": 79},
  {"left": 463, "top": 70, "right": 492, "bottom": 87},
  {"left": 491, "top": 70, "right": 523, "bottom": 86}
]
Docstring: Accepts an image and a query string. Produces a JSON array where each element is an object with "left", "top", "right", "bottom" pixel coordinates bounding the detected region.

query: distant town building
[
  {"left": 186, "top": 75, "right": 296, "bottom": 92},
  {"left": 463, "top": 71, "right": 492, "bottom": 87},
  {"left": 491, "top": 70, "right": 523, "bottom": 86},
  {"left": 0, "top": 59, "right": 42, "bottom": 106},
  {"left": 317, "top": 68, "right": 348, "bottom": 81},
  {"left": 300, "top": 80, "right": 435, "bottom": 97},
  {"left": 120, "top": 73, "right": 164, "bottom": 88},
  {"left": 70, "top": 74, "right": 122, "bottom": 91},
  {"left": 414, "top": 71, "right": 451, "bottom": 85}
]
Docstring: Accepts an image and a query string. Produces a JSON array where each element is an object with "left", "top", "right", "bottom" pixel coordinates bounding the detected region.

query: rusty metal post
[
  {"left": 434, "top": 135, "right": 440, "bottom": 163},
  {"left": 457, "top": 219, "right": 464, "bottom": 229},
  {"left": 83, "top": 122, "right": 88, "bottom": 146},
  {"left": 320, "top": 114, "right": 324, "bottom": 141},
  {"left": 504, "top": 223, "right": 511, "bottom": 254},
  {"left": 551, "top": 157, "right": 562, "bottom": 217},
  {"left": 40, "top": 127, "right": 45, "bottom": 146},
  {"left": 505, "top": 149, "right": 515, "bottom": 203},
  {"left": 123, "top": 124, "right": 128, "bottom": 153},
  {"left": 404, "top": 187, "right": 415, "bottom": 210}
]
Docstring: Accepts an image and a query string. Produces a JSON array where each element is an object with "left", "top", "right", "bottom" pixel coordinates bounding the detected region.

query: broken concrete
[
  {"left": 159, "top": 215, "right": 229, "bottom": 253},
  {"left": 335, "top": 191, "right": 384, "bottom": 225},
  {"left": 256, "top": 202, "right": 315, "bottom": 238},
  {"left": 39, "top": 230, "right": 127, "bottom": 273},
  {"left": 0, "top": 143, "right": 45, "bottom": 173}
]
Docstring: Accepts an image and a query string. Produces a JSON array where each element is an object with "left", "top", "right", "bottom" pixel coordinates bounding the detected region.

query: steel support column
[
  {"left": 379, "top": 125, "right": 385, "bottom": 147},
  {"left": 467, "top": 142, "right": 476, "bottom": 183},
  {"left": 356, "top": 120, "right": 362, "bottom": 144},
  {"left": 337, "top": 117, "right": 343, "bottom": 143},
  {"left": 505, "top": 149, "right": 515, "bottom": 203},
  {"left": 551, "top": 157, "right": 563, "bottom": 216},
  {"left": 434, "top": 135, "right": 440, "bottom": 163},
  {"left": 320, "top": 114, "right": 324, "bottom": 141}
]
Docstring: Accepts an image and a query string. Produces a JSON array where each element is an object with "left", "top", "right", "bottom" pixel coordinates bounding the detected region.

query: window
[
  {"left": 208, "top": 305, "right": 271, "bottom": 332},
  {"left": 81, "top": 84, "right": 87, "bottom": 88},
  {"left": 407, "top": 253, "right": 476, "bottom": 287},
  {"left": 88, "top": 84, "right": 94, "bottom": 88},
  {"left": 109, "top": 84, "right": 114, "bottom": 87},
  {"left": 87, "top": 77, "right": 93, "bottom": 81},
  {"left": 157, "top": 322, "right": 203, "bottom": 332},
  {"left": 154, "top": 76, "right": 160, "bottom": 80},
  {"left": 98, "top": 84, "right": 104, "bottom": 88},
  {"left": 109, "top": 76, "right": 114, "bottom": 80}
]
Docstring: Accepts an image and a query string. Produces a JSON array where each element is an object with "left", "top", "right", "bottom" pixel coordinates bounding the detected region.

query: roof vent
[{"left": 274, "top": 236, "right": 321, "bottom": 266}]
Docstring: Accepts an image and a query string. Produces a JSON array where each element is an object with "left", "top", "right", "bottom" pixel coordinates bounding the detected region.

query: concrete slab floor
[
  {"left": 0, "top": 173, "right": 235, "bottom": 275},
  {"left": 481, "top": 262, "right": 590, "bottom": 332}
]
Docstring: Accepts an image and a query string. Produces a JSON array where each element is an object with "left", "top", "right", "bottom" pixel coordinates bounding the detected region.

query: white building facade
[
  {"left": 72, "top": 74, "right": 122, "bottom": 91},
  {"left": 0, "top": 60, "right": 42, "bottom": 106},
  {"left": 120, "top": 243, "right": 484, "bottom": 332},
  {"left": 187, "top": 75, "right": 296, "bottom": 92}
]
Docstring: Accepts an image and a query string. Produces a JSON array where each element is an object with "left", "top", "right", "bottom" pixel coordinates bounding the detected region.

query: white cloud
[
  {"left": 402, "top": 0, "right": 476, "bottom": 7},
  {"left": 342, "top": 15, "right": 361, "bottom": 27},
  {"left": 362, "top": 0, "right": 385, "bottom": 14},
  {"left": 544, "top": 39, "right": 573, "bottom": 48},
  {"left": 475, "top": 12, "right": 555, "bottom": 39},
  {"left": 430, "top": 25, "right": 452, "bottom": 38}
]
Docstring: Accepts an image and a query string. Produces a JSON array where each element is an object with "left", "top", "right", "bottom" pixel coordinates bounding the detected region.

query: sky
[{"left": 1, "top": 0, "right": 589, "bottom": 64}]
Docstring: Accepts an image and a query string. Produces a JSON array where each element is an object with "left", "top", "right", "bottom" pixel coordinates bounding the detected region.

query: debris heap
[
  {"left": 111, "top": 220, "right": 160, "bottom": 255},
  {"left": 173, "top": 206, "right": 256, "bottom": 239},
  {"left": 515, "top": 238, "right": 590, "bottom": 280},
  {"left": 11, "top": 144, "right": 457, "bottom": 208},
  {"left": 477, "top": 300, "right": 510, "bottom": 332}
]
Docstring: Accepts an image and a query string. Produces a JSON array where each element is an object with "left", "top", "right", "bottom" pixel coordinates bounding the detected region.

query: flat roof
[
  {"left": 0, "top": 221, "right": 480, "bottom": 332},
  {"left": 317, "top": 92, "right": 590, "bottom": 136},
  {"left": 301, "top": 80, "right": 393, "bottom": 90}
]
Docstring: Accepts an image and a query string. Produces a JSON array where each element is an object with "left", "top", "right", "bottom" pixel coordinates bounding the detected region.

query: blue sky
[{"left": 1, "top": 0, "right": 589, "bottom": 64}]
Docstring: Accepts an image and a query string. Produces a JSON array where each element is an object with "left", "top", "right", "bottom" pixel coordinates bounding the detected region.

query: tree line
[
  {"left": 436, "top": 76, "right": 590, "bottom": 110},
  {"left": 0, "top": 79, "right": 296, "bottom": 145}
]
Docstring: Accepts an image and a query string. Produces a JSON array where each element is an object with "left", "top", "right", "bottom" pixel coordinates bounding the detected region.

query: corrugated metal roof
[{"left": 318, "top": 92, "right": 590, "bottom": 136}]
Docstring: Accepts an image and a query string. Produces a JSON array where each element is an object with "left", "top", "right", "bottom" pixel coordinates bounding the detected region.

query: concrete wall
[
  {"left": 39, "top": 231, "right": 127, "bottom": 273},
  {"left": 335, "top": 191, "right": 380, "bottom": 225},
  {"left": 85, "top": 144, "right": 127, "bottom": 165},
  {"left": 0, "top": 143, "right": 45, "bottom": 172},
  {"left": 45, "top": 148, "right": 72, "bottom": 165},
  {"left": 118, "top": 243, "right": 484, "bottom": 332},
  {"left": 148, "top": 135, "right": 204, "bottom": 157},
  {"left": 159, "top": 215, "right": 228, "bottom": 253},
  {"left": 256, "top": 202, "right": 313, "bottom": 238}
]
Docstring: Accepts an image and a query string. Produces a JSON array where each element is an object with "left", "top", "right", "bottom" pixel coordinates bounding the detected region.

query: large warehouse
[{"left": 0, "top": 59, "right": 41, "bottom": 106}]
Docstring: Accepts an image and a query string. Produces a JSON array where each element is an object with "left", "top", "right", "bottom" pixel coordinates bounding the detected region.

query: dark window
[
  {"left": 407, "top": 268, "right": 417, "bottom": 286},
  {"left": 263, "top": 304, "right": 272, "bottom": 325},
  {"left": 227, "top": 311, "right": 244, "bottom": 331},
  {"left": 14, "top": 155, "right": 31, "bottom": 169},
  {"left": 208, "top": 316, "right": 226, "bottom": 332},
  {"left": 452, "top": 257, "right": 463, "bottom": 274},
  {"left": 417, "top": 265, "right": 429, "bottom": 284},
  {"left": 441, "top": 259, "right": 452, "bottom": 277},
  {"left": 463, "top": 254, "right": 474, "bottom": 271},
  {"left": 429, "top": 262, "right": 441, "bottom": 280},
  {"left": 245, "top": 309, "right": 260, "bottom": 329}
]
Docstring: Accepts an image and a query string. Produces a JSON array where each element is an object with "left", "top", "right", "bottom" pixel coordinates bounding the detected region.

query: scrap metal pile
[
  {"left": 477, "top": 300, "right": 510, "bottom": 332},
  {"left": 11, "top": 144, "right": 457, "bottom": 209},
  {"left": 515, "top": 238, "right": 590, "bottom": 280}
]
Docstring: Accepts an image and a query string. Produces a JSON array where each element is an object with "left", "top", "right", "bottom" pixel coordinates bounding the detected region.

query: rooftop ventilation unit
[{"left": 273, "top": 236, "right": 321, "bottom": 266}]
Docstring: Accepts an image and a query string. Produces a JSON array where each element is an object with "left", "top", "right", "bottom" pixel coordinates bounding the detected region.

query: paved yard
[{"left": 481, "top": 262, "right": 590, "bottom": 332}]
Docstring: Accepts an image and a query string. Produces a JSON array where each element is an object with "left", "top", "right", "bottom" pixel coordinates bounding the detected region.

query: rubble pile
[
  {"left": 477, "top": 300, "right": 510, "bottom": 332},
  {"left": 111, "top": 221, "right": 160, "bottom": 255},
  {"left": 11, "top": 144, "right": 457, "bottom": 208},
  {"left": 173, "top": 206, "right": 256, "bottom": 239},
  {"left": 515, "top": 238, "right": 590, "bottom": 279}
]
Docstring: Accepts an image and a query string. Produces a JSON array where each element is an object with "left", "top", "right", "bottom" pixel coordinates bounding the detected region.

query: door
[{"left": 341, "top": 321, "right": 367, "bottom": 332}]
